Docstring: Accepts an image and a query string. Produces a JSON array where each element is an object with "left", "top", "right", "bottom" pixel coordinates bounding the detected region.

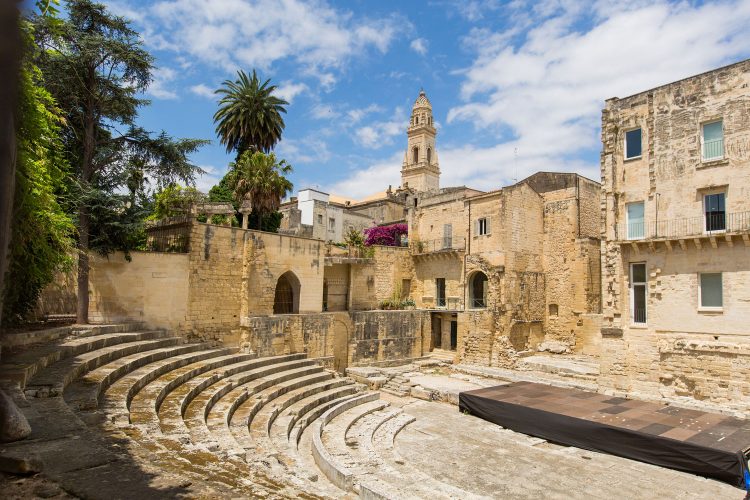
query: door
[
  {"left": 630, "top": 263, "right": 647, "bottom": 324},
  {"left": 450, "top": 320, "right": 458, "bottom": 350},
  {"left": 431, "top": 314, "right": 442, "bottom": 350}
]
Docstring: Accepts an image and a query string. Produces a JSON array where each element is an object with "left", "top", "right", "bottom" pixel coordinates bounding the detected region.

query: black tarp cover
[{"left": 459, "top": 383, "right": 749, "bottom": 489}]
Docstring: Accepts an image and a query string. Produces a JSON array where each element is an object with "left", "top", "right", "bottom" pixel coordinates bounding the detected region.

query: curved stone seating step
[
  {"left": 64, "top": 343, "right": 210, "bottom": 411},
  {"left": 286, "top": 390, "right": 361, "bottom": 449},
  {"left": 213, "top": 370, "right": 334, "bottom": 451},
  {"left": 145, "top": 353, "right": 305, "bottom": 433},
  {"left": 0, "top": 329, "right": 167, "bottom": 388},
  {"left": 24, "top": 335, "right": 179, "bottom": 397},
  {"left": 126, "top": 351, "right": 257, "bottom": 426},
  {"left": 318, "top": 399, "right": 390, "bottom": 470},
  {"left": 311, "top": 393, "right": 384, "bottom": 493},
  {"left": 99, "top": 347, "right": 238, "bottom": 423},
  {"left": 184, "top": 362, "right": 324, "bottom": 452},
  {"left": 243, "top": 379, "right": 357, "bottom": 455}
]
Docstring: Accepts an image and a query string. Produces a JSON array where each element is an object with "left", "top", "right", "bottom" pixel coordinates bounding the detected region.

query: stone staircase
[
  {"left": 380, "top": 374, "right": 412, "bottom": 397},
  {"left": 426, "top": 348, "right": 456, "bottom": 364},
  {"left": 0, "top": 323, "right": 453, "bottom": 499}
]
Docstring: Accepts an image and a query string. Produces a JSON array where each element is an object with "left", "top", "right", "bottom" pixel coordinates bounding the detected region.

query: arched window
[
  {"left": 412, "top": 146, "right": 419, "bottom": 163},
  {"left": 273, "top": 271, "right": 300, "bottom": 314},
  {"left": 427, "top": 147, "right": 432, "bottom": 164},
  {"left": 415, "top": 116, "right": 419, "bottom": 125},
  {"left": 469, "top": 272, "right": 488, "bottom": 308}
]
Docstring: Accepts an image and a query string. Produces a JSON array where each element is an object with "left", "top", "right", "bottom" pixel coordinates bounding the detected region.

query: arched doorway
[
  {"left": 469, "top": 271, "right": 488, "bottom": 309},
  {"left": 273, "top": 271, "right": 300, "bottom": 314}
]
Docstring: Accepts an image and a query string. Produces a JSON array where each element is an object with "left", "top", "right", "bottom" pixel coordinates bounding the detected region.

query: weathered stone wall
[
  {"left": 412, "top": 256, "right": 463, "bottom": 310},
  {"left": 599, "top": 60, "right": 750, "bottom": 408},
  {"left": 323, "top": 264, "right": 349, "bottom": 311},
  {"left": 348, "top": 310, "right": 428, "bottom": 366},
  {"left": 89, "top": 251, "right": 190, "bottom": 330},
  {"left": 349, "top": 246, "right": 412, "bottom": 310},
  {"left": 33, "top": 266, "right": 77, "bottom": 320}
]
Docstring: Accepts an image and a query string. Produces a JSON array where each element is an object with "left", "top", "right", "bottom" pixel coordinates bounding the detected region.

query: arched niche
[{"left": 273, "top": 271, "right": 301, "bottom": 314}]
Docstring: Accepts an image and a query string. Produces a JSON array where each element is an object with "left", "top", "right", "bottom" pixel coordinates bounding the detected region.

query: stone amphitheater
[{"left": 0, "top": 323, "right": 742, "bottom": 499}]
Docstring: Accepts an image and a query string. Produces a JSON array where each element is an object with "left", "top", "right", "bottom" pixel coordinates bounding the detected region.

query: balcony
[
  {"left": 702, "top": 138, "right": 724, "bottom": 162},
  {"left": 615, "top": 211, "right": 750, "bottom": 250},
  {"left": 411, "top": 237, "right": 466, "bottom": 258}
]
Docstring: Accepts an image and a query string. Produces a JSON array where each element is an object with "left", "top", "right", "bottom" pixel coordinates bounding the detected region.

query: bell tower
[{"left": 400, "top": 90, "right": 440, "bottom": 192}]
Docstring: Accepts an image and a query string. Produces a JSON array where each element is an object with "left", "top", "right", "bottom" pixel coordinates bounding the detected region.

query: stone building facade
[{"left": 599, "top": 59, "right": 750, "bottom": 411}]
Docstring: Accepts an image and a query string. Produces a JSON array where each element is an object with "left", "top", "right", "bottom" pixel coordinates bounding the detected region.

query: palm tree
[
  {"left": 214, "top": 70, "right": 288, "bottom": 155},
  {"left": 228, "top": 151, "right": 293, "bottom": 229}
]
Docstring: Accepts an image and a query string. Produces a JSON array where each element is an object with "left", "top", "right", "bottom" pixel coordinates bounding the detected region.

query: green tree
[
  {"left": 214, "top": 70, "right": 288, "bottom": 156},
  {"left": 226, "top": 151, "right": 292, "bottom": 230},
  {"left": 33, "top": 0, "right": 207, "bottom": 323},
  {"left": 2, "top": 25, "right": 74, "bottom": 324},
  {"left": 149, "top": 184, "right": 205, "bottom": 220}
]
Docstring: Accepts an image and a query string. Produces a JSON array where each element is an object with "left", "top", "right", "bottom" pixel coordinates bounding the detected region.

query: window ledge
[
  {"left": 698, "top": 307, "right": 723, "bottom": 314},
  {"left": 624, "top": 155, "right": 642, "bottom": 162},
  {"left": 697, "top": 158, "right": 728, "bottom": 169},
  {"left": 629, "top": 323, "right": 648, "bottom": 329}
]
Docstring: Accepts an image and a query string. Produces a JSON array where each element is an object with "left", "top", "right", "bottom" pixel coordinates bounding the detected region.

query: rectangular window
[
  {"left": 630, "top": 263, "right": 647, "bottom": 325},
  {"left": 328, "top": 217, "right": 335, "bottom": 231},
  {"left": 436, "top": 278, "right": 446, "bottom": 307},
  {"left": 442, "top": 224, "right": 452, "bottom": 249},
  {"left": 704, "top": 192, "right": 726, "bottom": 232},
  {"left": 702, "top": 120, "right": 723, "bottom": 161},
  {"left": 626, "top": 202, "right": 645, "bottom": 240},
  {"left": 401, "top": 279, "right": 411, "bottom": 300},
  {"left": 625, "top": 128, "right": 642, "bottom": 159},
  {"left": 477, "top": 217, "right": 489, "bottom": 236},
  {"left": 317, "top": 214, "right": 323, "bottom": 224},
  {"left": 699, "top": 273, "right": 723, "bottom": 309}
]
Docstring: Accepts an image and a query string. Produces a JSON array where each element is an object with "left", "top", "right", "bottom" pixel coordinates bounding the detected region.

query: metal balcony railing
[
  {"left": 411, "top": 237, "right": 466, "bottom": 254},
  {"left": 617, "top": 211, "right": 750, "bottom": 241},
  {"left": 702, "top": 138, "right": 724, "bottom": 161}
]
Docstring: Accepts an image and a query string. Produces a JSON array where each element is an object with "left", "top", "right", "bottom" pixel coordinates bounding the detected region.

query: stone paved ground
[{"left": 394, "top": 397, "right": 745, "bottom": 499}]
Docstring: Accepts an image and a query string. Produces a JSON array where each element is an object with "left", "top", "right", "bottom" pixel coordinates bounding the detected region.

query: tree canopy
[
  {"left": 214, "top": 70, "right": 288, "bottom": 156},
  {"left": 32, "top": 0, "right": 207, "bottom": 323}
]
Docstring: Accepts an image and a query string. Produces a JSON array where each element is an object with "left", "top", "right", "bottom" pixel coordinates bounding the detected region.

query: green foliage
[
  {"left": 226, "top": 151, "right": 292, "bottom": 231},
  {"left": 343, "top": 228, "right": 365, "bottom": 247},
  {"left": 149, "top": 184, "right": 204, "bottom": 220},
  {"left": 3, "top": 53, "right": 74, "bottom": 323},
  {"left": 214, "top": 70, "right": 288, "bottom": 156}
]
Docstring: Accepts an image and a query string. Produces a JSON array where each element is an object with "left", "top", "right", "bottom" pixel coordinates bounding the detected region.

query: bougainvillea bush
[{"left": 364, "top": 223, "right": 408, "bottom": 246}]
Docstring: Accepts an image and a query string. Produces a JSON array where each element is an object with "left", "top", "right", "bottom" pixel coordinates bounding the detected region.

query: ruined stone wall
[
  {"left": 348, "top": 310, "right": 428, "bottom": 366},
  {"left": 240, "top": 313, "right": 336, "bottom": 359},
  {"left": 349, "top": 246, "right": 412, "bottom": 310},
  {"left": 89, "top": 251, "right": 190, "bottom": 331},
  {"left": 323, "top": 264, "right": 349, "bottom": 312}
]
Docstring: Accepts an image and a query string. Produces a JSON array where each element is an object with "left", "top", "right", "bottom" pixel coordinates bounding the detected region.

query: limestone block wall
[
  {"left": 241, "top": 313, "right": 336, "bottom": 359},
  {"left": 348, "top": 310, "right": 428, "bottom": 366},
  {"left": 183, "top": 224, "right": 246, "bottom": 343},
  {"left": 349, "top": 246, "right": 412, "bottom": 310},
  {"left": 33, "top": 266, "right": 77, "bottom": 320},
  {"left": 412, "top": 256, "right": 463, "bottom": 309},
  {"left": 241, "top": 230, "right": 325, "bottom": 317},
  {"left": 89, "top": 251, "right": 189, "bottom": 330}
]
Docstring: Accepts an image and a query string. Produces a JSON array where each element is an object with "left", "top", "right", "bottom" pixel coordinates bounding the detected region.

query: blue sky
[{"left": 65, "top": 1, "right": 750, "bottom": 198}]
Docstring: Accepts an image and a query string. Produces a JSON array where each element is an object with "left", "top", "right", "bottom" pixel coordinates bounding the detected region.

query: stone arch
[
  {"left": 468, "top": 271, "right": 488, "bottom": 309},
  {"left": 412, "top": 146, "right": 419, "bottom": 163},
  {"left": 273, "top": 271, "right": 301, "bottom": 314}
]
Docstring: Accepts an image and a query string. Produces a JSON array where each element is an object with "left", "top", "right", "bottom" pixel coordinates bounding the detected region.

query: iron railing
[
  {"left": 470, "top": 297, "right": 486, "bottom": 308},
  {"left": 702, "top": 138, "right": 724, "bottom": 161},
  {"left": 617, "top": 211, "right": 750, "bottom": 241},
  {"left": 411, "top": 237, "right": 466, "bottom": 254},
  {"left": 144, "top": 216, "right": 191, "bottom": 253}
]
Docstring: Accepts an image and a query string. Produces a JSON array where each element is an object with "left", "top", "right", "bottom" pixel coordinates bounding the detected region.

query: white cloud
[
  {"left": 129, "top": 0, "right": 403, "bottom": 85},
  {"left": 410, "top": 38, "right": 428, "bottom": 56},
  {"left": 275, "top": 81, "right": 308, "bottom": 103},
  {"left": 445, "top": 0, "right": 750, "bottom": 183},
  {"left": 148, "top": 67, "right": 178, "bottom": 100},
  {"left": 310, "top": 103, "right": 340, "bottom": 120},
  {"left": 328, "top": 0, "right": 750, "bottom": 197},
  {"left": 194, "top": 165, "right": 224, "bottom": 193},
  {"left": 326, "top": 152, "right": 403, "bottom": 199},
  {"left": 189, "top": 83, "right": 216, "bottom": 99},
  {"left": 346, "top": 104, "right": 382, "bottom": 124},
  {"left": 277, "top": 137, "right": 331, "bottom": 164},
  {"left": 354, "top": 107, "right": 407, "bottom": 149}
]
